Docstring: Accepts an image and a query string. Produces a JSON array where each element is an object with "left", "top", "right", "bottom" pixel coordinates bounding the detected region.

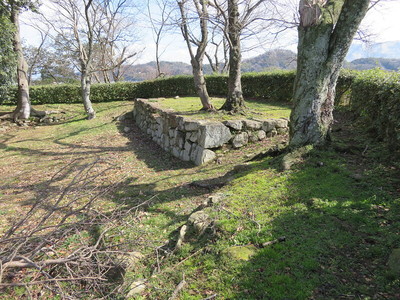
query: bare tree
[
  {"left": 177, "top": 0, "right": 214, "bottom": 111},
  {"left": 289, "top": 0, "right": 371, "bottom": 147},
  {"left": 0, "top": 1, "right": 52, "bottom": 121},
  {"left": 205, "top": 22, "right": 229, "bottom": 74},
  {"left": 10, "top": 2, "right": 30, "bottom": 120},
  {"left": 147, "top": 0, "right": 174, "bottom": 78},
  {"left": 40, "top": 0, "right": 139, "bottom": 118},
  {"left": 92, "top": 0, "right": 140, "bottom": 83},
  {"left": 211, "top": 0, "right": 286, "bottom": 112},
  {"left": 39, "top": 0, "right": 101, "bottom": 119}
]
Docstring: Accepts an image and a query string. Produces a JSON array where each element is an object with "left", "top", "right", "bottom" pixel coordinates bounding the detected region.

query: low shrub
[{"left": 351, "top": 69, "right": 400, "bottom": 150}]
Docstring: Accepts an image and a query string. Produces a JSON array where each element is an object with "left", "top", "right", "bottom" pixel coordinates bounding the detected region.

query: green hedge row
[
  {"left": 1, "top": 72, "right": 297, "bottom": 105},
  {"left": 2, "top": 70, "right": 355, "bottom": 106},
  {"left": 350, "top": 69, "right": 400, "bottom": 150},
  {"left": 2, "top": 82, "right": 139, "bottom": 105},
  {"left": 2, "top": 70, "right": 398, "bottom": 149}
]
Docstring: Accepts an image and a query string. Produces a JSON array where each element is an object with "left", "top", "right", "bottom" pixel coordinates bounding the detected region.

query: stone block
[
  {"left": 190, "top": 144, "right": 199, "bottom": 162},
  {"left": 275, "top": 118, "right": 289, "bottom": 128},
  {"left": 198, "top": 123, "right": 232, "bottom": 149},
  {"left": 249, "top": 132, "right": 258, "bottom": 143},
  {"left": 194, "top": 147, "right": 216, "bottom": 165},
  {"left": 175, "top": 131, "right": 185, "bottom": 149},
  {"left": 232, "top": 132, "right": 249, "bottom": 148},
  {"left": 172, "top": 147, "right": 181, "bottom": 158},
  {"left": 262, "top": 119, "right": 278, "bottom": 132},
  {"left": 277, "top": 127, "right": 288, "bottom": 135},
  {"left": 243, "top": 120, "right": 262, "bottom": 130},
  {"left": 185, "top": 120, "right": 201, "bottom": 131},
  {"left": 189, "top": 131, "right": 199, "bottom": 143},
  {"left": 266, "top": 129, "right": 277, "bottom": 138},
  {"left": 182, "top": 147, "right": 191, "bottom": 161},
  {"left": 223, "top": 120, "right": 243, "bottom": 131},
  {"left": 167, "top": 114, "right": 179, "bottom": 128},
  {"left": 184, "top": 141, "right": 192, "bottom": 150},
  {"left": 257, "top": 130, "right": 267, "bottom": 140}
]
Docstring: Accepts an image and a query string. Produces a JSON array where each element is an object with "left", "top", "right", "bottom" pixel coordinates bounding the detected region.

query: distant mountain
[
  {"left": 123, "top": 61, "right": 192, "bottom": 81},
  {"left": 347, "top": 41, "right": 400, "bottom": 61},
  {"left": 123, "top": 49, "right": 297, "bottom": 81},
  {"left": 345, "top": 57, "right": 400, "bottom": 71},
  {"left": 241, "top": 49, "right": 297, "bottom": 72},
  {"left": 122, "top": 44, "right": 400, "bottom": 81}
]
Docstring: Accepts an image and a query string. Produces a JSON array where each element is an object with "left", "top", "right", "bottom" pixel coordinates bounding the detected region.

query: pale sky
[{"left": 20, "top": 0, "right": 400, "bottom": 64}]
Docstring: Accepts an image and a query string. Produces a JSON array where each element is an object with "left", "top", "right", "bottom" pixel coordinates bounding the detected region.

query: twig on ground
[
  {"left": 0, "top": 276, "right": 106, "bottom": 287},
  {"left": 168, "top": 274, "right": 187, "bottom": 300},
  {"left": 202, "top": 294, "right": 218, "bottom": 300},
  {"left": 261, "top": 236, "right": 286, "bottom": 247}
]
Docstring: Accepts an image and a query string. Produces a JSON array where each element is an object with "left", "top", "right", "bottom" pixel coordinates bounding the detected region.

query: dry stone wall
[{"left": 133, "top": 98, "right": 289, "bottom": 165}]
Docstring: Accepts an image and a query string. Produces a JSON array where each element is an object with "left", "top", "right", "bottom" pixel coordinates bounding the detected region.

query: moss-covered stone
[{"left": 223, "top": 245, "right": 258, "bottom": 261}]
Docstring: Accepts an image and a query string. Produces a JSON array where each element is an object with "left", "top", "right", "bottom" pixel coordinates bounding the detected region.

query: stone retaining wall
[{"left": 133, "top": 98, "right": 289, "bottom": 165}]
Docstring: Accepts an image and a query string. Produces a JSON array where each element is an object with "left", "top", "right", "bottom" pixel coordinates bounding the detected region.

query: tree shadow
[
  {"left": 115, "top": 112, "right": 196, "bottom": 171},
  {"left": 217, "top": 147, "right": 400, "bottom": 299}
]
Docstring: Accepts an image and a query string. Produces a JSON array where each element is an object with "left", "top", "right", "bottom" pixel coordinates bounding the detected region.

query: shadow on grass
[
  {"left": 213, "top": 148, "right": 400, "bottom": 299},
  {"left": 115, "top": 112, "right": 195, "bottom": 172}
]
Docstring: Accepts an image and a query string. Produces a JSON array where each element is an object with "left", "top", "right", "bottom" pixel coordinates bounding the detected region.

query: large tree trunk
[
  {"left": 220, "top": 0, "right": 245, "bottom": 112},
  {"left": 192, "top": 60, "right": 212, "bottom": 110},
  {"left": 289, "top": 0, "right": 370, "bottom": 148},
  {"left": 11, "top": 8, "right": 30, "bottom": 120},
  {"left": 81, "top": 68, "right": 96, "bottom": 120}
]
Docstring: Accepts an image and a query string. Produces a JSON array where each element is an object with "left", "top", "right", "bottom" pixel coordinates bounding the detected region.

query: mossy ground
[{"left": 0, "top": 100, "right": 399, "bottom": 299}]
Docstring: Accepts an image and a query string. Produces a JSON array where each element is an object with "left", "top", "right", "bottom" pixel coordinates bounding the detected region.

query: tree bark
[
  {"left": 11, "top": 7, "right": 30, "bottom": 120},
  {"left": 178, "top": 0, "right": 214, "bottom": 111},
  {"left": 81, "top": 67, "right": 96, "bottom": 120},
  {"left": 78, "top": 0, "right": 96, "bottom": 120},
  {"left": 192, "top": 60, "right": 212, "bottom": 110},
  {"left": 220, "top": 0, "right": 245, "bottom": 112},
  {"left": 289, "top": 0, "right": 370, "bottom": 148}
]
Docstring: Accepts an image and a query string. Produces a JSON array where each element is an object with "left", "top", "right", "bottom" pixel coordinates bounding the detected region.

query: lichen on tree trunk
[
  {"left": 192, "top": 61, "right": 213, "bottom": 111},
  {"left": 178, "top": 0, "right": 214, "bottom": 111},
  {"left": 220, "top": 0, "right": 246, "bottom": 113},
  {"left": 289, "top": 0, "right": 370, "bottom": 148},
  {"left": 81, "top": 69, "right": 96, "bottom": 120},
  {"left": 11, "top": 7, "right": 30, "bottom": 121}
]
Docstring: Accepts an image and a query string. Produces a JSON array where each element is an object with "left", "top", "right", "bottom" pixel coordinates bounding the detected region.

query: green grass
[
  {"left": 153, "top": 146, "right": 400, "bottom": 299},
  {"left": 0, "top": 101, "right": 399, "bottom": 299},
  {"left": 155, "top": 97, "right": 292, "bottom": 121}
]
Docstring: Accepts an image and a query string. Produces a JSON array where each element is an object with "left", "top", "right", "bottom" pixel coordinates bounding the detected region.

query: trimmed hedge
[
  {"left": 3, "top": 70, "right": 353, "bottom": 106},
  {"left": 351, "top": 69, "right": 400, "bottom": 150},
  {"left": 1, "top": 72, "right": 296, "bottom": 105},
  {"left": 2, "top": 69, "right": 398, "bottom": 150}
]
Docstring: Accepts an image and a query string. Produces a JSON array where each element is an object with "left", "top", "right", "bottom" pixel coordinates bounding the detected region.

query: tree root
[{"left": 0, "top": 109, "right": 60, "bottom": 121}]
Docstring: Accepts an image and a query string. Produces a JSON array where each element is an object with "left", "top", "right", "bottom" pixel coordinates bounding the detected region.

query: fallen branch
[
  {"left": 168, "top": 274, "right": 187, "bottom": 300},
  {"left": 261, "top": 236, "right": 286, "bottom": 247},
  {"left": 2, "top": 256, "right": 75, "bottom": 269},
  {"left": 202, "top": 294, "right": 218, "bottom": 300},
  {"left": 0, "top": 276, "right": 106, "bottom": 287}
]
